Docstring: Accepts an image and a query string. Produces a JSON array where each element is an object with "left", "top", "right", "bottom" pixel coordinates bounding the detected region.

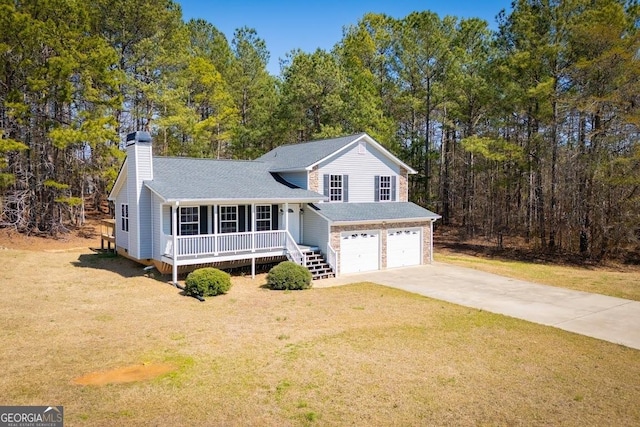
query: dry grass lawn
[
  {"left": 0, "top": 245, "right": 639, "bottom": 426},
  {"left": 436, "top": 250, "right": 640, "bottom": 301}
]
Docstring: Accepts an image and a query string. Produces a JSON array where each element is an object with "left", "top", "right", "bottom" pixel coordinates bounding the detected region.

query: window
[
  {"left": 323, "top": 174, "right": 348, "bottom": 202},
  {"left": 255, "top": 205, "right": 272, "bottom": 231},
  {"left": 179, "top": 206, "right": 199, "bottom": 235},
  {"left": 120, "top": 204, "right": 129, "bottom": 232},
  {"left": 220, "top": 206, "right": 237, "bottom": 233},
  {"left": 375, "top": 175, "right": 396, "bottom": 202},
  {"left": 379, "top": 176, "right": 391, "bottom": 201},
  {"left": 330, "top": 174, "right": 343, "bottom": 202}
]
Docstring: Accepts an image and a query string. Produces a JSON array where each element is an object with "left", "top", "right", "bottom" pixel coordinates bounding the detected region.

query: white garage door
[
  {"left": 387, "top": 228, "right": 421, "bottom": 268},
  {"left": 340, "top": 231, "right": 380, "bottom": 274}
]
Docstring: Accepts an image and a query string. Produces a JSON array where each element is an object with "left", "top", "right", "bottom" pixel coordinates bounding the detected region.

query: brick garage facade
[{"left": 330, "top": 220, "right": 433, "bottom": 274}]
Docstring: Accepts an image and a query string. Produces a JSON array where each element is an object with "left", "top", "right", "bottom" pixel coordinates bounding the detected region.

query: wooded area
[{"left": 1, "top": 0, "right": 639, "bottom": 260}]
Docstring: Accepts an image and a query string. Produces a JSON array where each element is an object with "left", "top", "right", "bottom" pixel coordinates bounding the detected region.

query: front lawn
[{"left": 0, "top": 249, "right": 638, "bottom": 426}]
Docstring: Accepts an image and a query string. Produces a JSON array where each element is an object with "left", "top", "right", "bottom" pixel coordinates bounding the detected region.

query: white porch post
[
  {"left": 251, "top": 203, "right": 256, "bottom": 252},
  {"left": 284, "top": 202, "right": 289, "bottom": 232},
  {"left": 172, "top": 201, "right": 179, "bottom": 285},
  {"left": 251, "top": 204, "right": 257, "bottom": 279},
  {"left": 213, "top": 204, "right": 218, "bottom": 255}
]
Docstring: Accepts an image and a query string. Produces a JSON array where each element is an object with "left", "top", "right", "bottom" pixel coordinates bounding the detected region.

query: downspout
[
  {"left": 172, "top": 201, "right": 179, "bottom": 285},
  {"left": 430, "top": 220, "right": 434, "bottom": 263}
]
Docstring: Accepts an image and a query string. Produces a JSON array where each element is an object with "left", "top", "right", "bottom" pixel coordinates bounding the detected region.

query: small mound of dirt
[{"left": 73, "top": 363, "right": 176, "bottom": 386}]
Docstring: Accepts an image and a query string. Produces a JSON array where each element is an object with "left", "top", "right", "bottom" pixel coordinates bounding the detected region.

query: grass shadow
[{"left": 71, "top": 250, "right": 154, "bottom": 279}]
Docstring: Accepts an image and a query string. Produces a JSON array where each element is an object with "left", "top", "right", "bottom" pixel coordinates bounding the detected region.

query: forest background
[{"left": 1, "top": 0, "right": 639, "bottom": 261}]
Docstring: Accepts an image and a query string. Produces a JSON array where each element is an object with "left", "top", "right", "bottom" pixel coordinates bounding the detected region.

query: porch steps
[{"left": 302, "top": 248, "right": 335, "bottom": 280}]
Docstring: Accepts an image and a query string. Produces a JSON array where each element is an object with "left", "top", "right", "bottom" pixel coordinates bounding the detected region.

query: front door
[{"left": 287, "top": 204, "right": 301, "bottom": 244}]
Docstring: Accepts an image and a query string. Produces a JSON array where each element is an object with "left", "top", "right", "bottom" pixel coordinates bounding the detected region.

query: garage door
[
  {"left": 340, "top": 231, "right": 379, "bottom": 274},
  {"left": 387, "top": 228, "right": 421, "bottom": 268}
]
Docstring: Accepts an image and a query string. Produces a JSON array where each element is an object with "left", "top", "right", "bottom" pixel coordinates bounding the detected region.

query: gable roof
[
  {"left": 144, "top": 157, "right": 325, "bottom": 203},
  {"left": 257, "top": 133, "right": 416, "bottom": 174},
  {"left": 310, "top": 202, "right": 440, "bottom": 224},
  {"left": 107, "top": 158, "right": 127, "bottom": 201}
]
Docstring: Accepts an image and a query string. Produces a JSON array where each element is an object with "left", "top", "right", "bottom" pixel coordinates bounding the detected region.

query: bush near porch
[
  {"left": 267, "top": 261, "right": 312, "bottom": 290},
  {"left": 184, "top": 268, "right": 232, "bottom": 297}
]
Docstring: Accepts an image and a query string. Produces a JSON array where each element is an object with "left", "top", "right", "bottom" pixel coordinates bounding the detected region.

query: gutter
[{"left": 328, "top": 216, "right": 441, "bottom": 226}]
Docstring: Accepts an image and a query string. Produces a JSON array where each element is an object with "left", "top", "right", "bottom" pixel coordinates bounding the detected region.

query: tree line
[{"left": 1, "top": 0, "right": 639, "bottom": 260}]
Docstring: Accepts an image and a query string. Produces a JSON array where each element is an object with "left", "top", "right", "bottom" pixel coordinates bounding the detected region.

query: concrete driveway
[{"left": 318, "top": 262, "right": 640, "bottom": 351}]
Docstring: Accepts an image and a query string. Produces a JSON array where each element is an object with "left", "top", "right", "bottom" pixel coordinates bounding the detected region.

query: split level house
[{"left": 108, "top": 131, "right": 441, "bottom": 284}]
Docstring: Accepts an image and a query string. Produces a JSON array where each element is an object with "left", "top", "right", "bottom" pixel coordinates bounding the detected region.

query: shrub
[
  {"left": 184, "top": 268, "right": 232, "bottom": 297},
  {"left": 267, "top": 261, "right": 312, "bottom": 290}
]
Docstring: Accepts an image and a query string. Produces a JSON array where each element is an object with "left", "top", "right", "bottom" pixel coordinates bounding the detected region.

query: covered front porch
[{"left": 160, "top": 201, "right": 307, "bottom": 283}]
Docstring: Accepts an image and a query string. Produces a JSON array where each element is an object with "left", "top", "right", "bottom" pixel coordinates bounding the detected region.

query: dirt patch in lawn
[
  {"left": 0, "top": 220, "right": 102, "bottom": 252},
  {"left": 73, "top": 363, "right": 176, "bottom": 386}
]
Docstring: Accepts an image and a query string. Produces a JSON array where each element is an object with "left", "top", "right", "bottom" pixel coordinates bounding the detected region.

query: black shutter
[
  {"left": 323, "top": 174, "right": 330, "bottom": 198},
  {"left": 215, "top": 205, "right": 219, "bottom": 233},
  {"left": 247, "top": 205, "right": 252, "bottom": 232},
  {"left": 374, "top": 175, "right": 380, "bottom": 202},
  {"left": 169, "top": 206, "right": 173, "bottom": 235},
  {"left": 343, "top": 175, "right": 349, "bottom": 202},
  {"left": 177, "top": 207, "right": 181, "bottom": 236},
  {"left": 391, "top": 176, "right": 397, "bottom": 201},
  {"left": 199, "top": 206, "right": 208, "bottom": 234},
  {"left": 272, "top": 205, "right": 279, "bottom": 230},
  {"left": 238, "top": 205, "right": 246, "bottom": 232}
]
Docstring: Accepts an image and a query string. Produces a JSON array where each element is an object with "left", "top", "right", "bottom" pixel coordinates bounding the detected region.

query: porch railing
[
  {"left": 326, "top": 243, "right": 338, "bottom": 276},
  {"left": 163, "top": 230, "right": 288, "bottom": 259},
  {"left": 284, "top": 232, "right": 306, "bottom": 266}
]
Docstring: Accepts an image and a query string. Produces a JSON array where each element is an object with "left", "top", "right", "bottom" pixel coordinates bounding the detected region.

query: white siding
[
  {"left": 302, "top": 205, "right": 329, "bottom": 252},
  {"left": 126, "top": 141, "right": 153, "bottom": 259},
  {"left": 139, "top": 187, "right": 153, "bottom": 258},
  {"left": 151, "top": 193, "right": 164, "bottom": 260},
  {"left": 279, "top": 171, "right": 308, "bottom": 189},
  {"left": 317, "top": 143, "right": 400, "bottom": 202}
]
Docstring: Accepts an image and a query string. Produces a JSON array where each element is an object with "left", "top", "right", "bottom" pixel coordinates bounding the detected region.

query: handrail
[
  {"left": 284, "top": 231, "right": 306, "bottom": 266},
  {"left": 326, "top": 243, "right": 338, "bottom": 276}
]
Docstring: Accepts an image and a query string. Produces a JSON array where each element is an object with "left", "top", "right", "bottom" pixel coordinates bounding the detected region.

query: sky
[{"left": 177, "top": 0, "right": 513, "bottom": 75}]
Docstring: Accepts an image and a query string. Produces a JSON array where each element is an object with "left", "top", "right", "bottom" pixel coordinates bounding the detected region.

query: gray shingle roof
[
  {"left": 144, "top": 157, "right": 325, "bottom": 202},
  {"left": 310, "top": 202, "right": 440, "bottom": 223},
  {"left": 256, "top": 133, "right": 367, "bottom": 171}
]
